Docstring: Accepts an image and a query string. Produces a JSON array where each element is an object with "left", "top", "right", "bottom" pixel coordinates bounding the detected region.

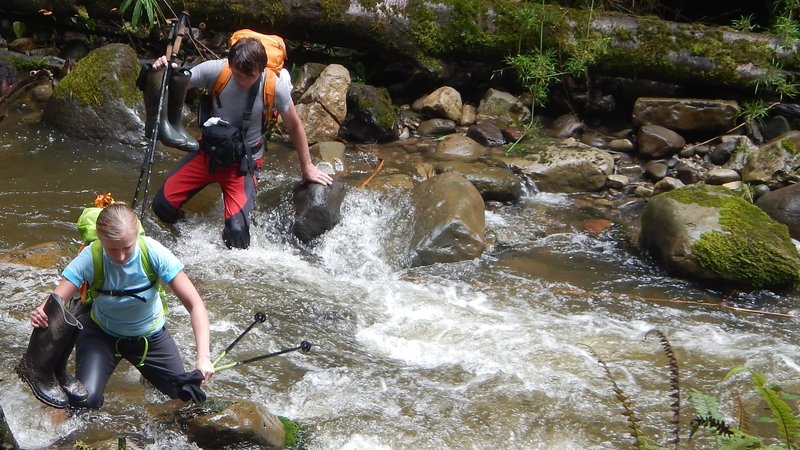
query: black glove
[
  {"left": 171, "top": 369, "right": 207, "bottom": 403},
  {"left": 135, "top": 63, "right": 151, "bottom": 92}
]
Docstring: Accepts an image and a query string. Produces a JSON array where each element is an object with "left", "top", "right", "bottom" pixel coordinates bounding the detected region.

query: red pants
[{"left": 152, "top": 151, "right": 261, "bottom": 248}]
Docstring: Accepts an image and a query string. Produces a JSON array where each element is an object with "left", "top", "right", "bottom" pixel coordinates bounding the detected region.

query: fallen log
[{"left": 0, "top": 1, "right": 796, "bottom": 95}]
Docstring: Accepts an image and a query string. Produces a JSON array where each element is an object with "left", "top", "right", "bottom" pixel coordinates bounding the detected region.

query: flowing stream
[{"left": 0, "top": 111, "right": 799, "bottom": 450}]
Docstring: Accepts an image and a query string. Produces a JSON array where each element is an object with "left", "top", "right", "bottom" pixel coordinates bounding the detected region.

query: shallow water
[{"left": 0, "top": 112, "right": 798, "bottom": 450}]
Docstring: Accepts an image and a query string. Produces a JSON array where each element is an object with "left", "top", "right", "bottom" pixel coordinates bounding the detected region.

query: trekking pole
[
  {"left": 214, "top": 341, "right": 313, "bottom": 372},
  {"left": 132, "top": 11, "right": 191, "bottom": 220},
  {"left": 212, "top": 311, "right": 267, "bottom": 367}
]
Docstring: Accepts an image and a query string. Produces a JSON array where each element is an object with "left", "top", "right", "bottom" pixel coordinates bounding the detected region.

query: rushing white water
[{"left": 1, "top": 117, "right": 799, "bottom": 449}]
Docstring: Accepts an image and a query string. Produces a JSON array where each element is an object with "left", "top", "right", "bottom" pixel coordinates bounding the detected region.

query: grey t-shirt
[{"left": 189, "top": 59, "right": 293, "bottom": 159}]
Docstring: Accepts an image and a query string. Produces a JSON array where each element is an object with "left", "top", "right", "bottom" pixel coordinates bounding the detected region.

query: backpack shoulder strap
[
  {"left": 261, "top": 69, "right": 278, "bottom": 136},
  {"left": 212, "top": 62, "right": 233, "bottom": 106},
  {"left": 79, "top": 240, "right": 103, "bottom": 304},
  {"left": 138, "top": 236, "right": 156, "bottom": 282},
  {"left": 138, "top": 236, "right": 168, "bottom": 309},
  {"left": 89, "top": 240, "right": 104, "bottom": 296},
  {"left": 86, "top": 238, "right": 167, "bottom": 307}
]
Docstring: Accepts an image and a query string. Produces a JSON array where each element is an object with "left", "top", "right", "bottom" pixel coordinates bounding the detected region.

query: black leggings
[{"left": 72, "top": 319, "right": 186, "bottom": 409}]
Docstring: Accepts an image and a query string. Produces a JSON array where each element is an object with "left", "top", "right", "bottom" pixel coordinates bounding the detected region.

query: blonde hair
[{"left": 95, "top": 203, "right": 139, "bottom": 241}]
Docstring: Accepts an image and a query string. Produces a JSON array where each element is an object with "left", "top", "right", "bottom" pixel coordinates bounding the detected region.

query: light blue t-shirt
[
  {"left": 190, "top": 59, "right": 294, "bottom": 159},
  {"left": 62, "top": 236, "right": 183, "bottom": 338}
]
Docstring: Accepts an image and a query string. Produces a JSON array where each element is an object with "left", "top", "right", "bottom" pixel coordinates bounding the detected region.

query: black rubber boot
[
  {"left": 15, "top": 293, "right": 83, "bottom": 409},
  {"left": 54, "top": 298, "right": 88, "bottom": 403},
  {"left": 166, "top": 69, "right": 199, "bottom": 152},
  {"left": 143, "top": 67, "right": 188, "bottom": 149}
]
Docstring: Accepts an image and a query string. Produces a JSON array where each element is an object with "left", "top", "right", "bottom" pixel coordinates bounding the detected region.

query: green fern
[
  {"left": 11, "top": 21, "right": 26, "bottom": 40},
  {"left": 724, "top": 367, "right": 800, "bottom": 448},
  {"left": 687, "top": 389, "right": 765, "bottom": 449},
  {"left": 689, "top": 388, "right": 722, "bottom": 420},
  {"left": 587, "top": 331, "right": 800, "bottom": 449},
  {"left": 751, "top": 372, "right": 800, "bottom": 447}
]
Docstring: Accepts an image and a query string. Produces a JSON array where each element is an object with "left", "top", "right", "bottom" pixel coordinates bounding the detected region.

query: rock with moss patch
[
  {"left": 178, "top": 398, "right": 287, "bottom": 449},
  {"left": 640, "top": 184, "right": 800, "bottom": 289},
  {"left": 342, "top": 82, "right": 399, "bottom": 143},
  {"left": 42, "top": 43, "right": 144, "bottom": 145}
]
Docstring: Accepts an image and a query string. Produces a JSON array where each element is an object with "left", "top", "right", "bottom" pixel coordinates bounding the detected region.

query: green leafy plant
[
  {"left": 738, "top": 181, "right": 755, "bottom": 203},
  {"left": 66, "top": 5, "right": 96, "bottom": 32},
  {"left": 740, "top": 99, "right": 772, "bottom": 124},
  {"left": 502, "top": 0, "right": 609, "bottom": 110},
  {"left": 350, "top": 61, "right": 367, "bottom": 83},
  {"left": 560, "top": 1, "right": 611, "bottom": 80},
  {"left": 732, "top": 14, "right": 757, "bottom": 32},
  {"left": 781, "top": 138, "right": 797, "bottom": 155},
  {"left": 11, "top": 21, "right": 26, "bottom": 39},
  {"left": 119, "top": 0, "right": 165, "bottom": 29},
  {"left": 505, "top": 49, "right": 561, "bottom": 110},
  {"left": 770, "top": 13, "right": 800, "bottom": 48},
  {"left": 497, "top": 0, "right": 610, "bottom": 156}
]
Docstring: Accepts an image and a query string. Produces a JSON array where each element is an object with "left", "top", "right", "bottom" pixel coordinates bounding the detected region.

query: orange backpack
[{"left": 209, "top": 30, "right": 288, "bottom": 134}]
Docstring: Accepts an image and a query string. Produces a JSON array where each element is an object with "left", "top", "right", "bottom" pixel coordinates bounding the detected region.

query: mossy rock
[
  {"left": 278, "top": 416, "right": 307, "bottom": 449},
  {"left": 342, "top": 82, "right": 399, "bottom": 143},
  {"left": 41, "top": 43, "right": 145, "bottom": 145},
  {"left": 642, "top": 184, "right": 800, "bottom": 289},
  {"left": 179, "top": 398, "right": 287, "bottom": 449}
]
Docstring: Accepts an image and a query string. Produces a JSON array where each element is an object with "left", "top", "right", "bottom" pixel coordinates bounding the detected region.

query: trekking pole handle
[{"left": 166, "top": 11, "right": 190, "bottom": 63}]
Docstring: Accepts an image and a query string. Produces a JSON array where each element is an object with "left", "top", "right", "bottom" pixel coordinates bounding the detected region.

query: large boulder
[
  {"left": 632, "top": 97, "right": 739, "bottom": 134},
  {"left": 296, "top": 64, "right": 351, "bottom": 144},
  {"left": 42, "top": 43, "right": 144, "bottom": 145},
  {"left": 418, "top": 86, "right": 462, "bottom": 122},
  {"left": 476, "top": 88, "right": 529, "bottom": 128},
  {"left": 640, "top": 184, "right": 800, "bottom": 289},
  {"left": 637, "top": 124, "right": 686, "bottom": 160},
  {"left": 408, "top": 172, "right": 486, "bottom": 267},
  {"left": 429, "top": 134, "right": 487, "bottom": 162}
]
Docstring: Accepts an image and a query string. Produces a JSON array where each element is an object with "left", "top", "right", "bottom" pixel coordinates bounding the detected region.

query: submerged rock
[{"left": 0, "top": 241, "right": 72, "bottom": 269}]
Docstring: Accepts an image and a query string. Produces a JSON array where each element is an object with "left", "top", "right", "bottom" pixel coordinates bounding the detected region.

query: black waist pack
[{"left": 200, "top": 122, "right": 247, "bottom": 173}]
